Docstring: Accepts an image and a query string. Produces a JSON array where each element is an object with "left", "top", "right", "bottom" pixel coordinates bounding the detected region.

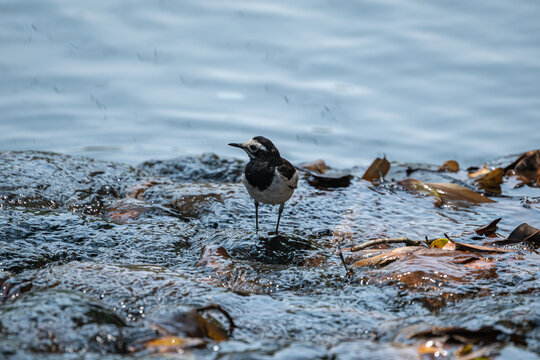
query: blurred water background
[{"left": 1, "top": 0, "right": 539, "bottom": 168}]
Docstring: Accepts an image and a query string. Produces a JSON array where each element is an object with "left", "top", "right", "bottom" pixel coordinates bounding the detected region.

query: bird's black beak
[{"left": 228, "top": 143, "right": 245, "bottom": 149}]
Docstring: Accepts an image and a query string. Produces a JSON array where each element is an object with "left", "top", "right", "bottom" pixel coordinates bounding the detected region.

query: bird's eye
[{"left": 249, "top": 145, "right": 257, "bottom": 152}]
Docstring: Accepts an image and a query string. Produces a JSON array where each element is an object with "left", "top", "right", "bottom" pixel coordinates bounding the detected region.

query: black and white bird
[{"left": 228, "top": 136, "right": 299, "bottom": 235}]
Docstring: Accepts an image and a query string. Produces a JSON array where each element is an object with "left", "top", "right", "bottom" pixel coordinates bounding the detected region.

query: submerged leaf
[
  {"left": 146, "top": 306, "right": 232, "bottom": 344},
  {"left": 144, "top": 336, "right": 205, "bottom": 353},
  {"left": 362, "top": 156, "right": 390, "bottom": 182},
  {"left": 406, "top": 325, "right": 504, "bottom": 344}
]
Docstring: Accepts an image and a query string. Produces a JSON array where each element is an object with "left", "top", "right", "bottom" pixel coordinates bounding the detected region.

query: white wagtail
[{"left": 228, "top": 136, "right": 299, "bottom": 235}]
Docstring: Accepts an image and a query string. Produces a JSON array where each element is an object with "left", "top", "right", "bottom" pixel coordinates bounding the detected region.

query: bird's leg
[
  {"left": 275, "top": 203, "right": 284, "bottom": 235},
  {"left": 254, "top": 201, "right": 259, "bottom": 234}
]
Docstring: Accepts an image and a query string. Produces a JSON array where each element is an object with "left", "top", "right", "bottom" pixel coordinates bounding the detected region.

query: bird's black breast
[
  {"left": 244, "top": 159, "right": 275, "bottom": 191},
  {"left": 277, "top": 159, "right": 296, "bottom": 181}
]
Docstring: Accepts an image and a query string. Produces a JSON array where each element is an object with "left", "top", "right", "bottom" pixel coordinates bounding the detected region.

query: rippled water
[
  {"left": 1, "top": 1, "right": 540, "bottom": 359},
  {"left": 1, "top": 0, "right": 540, "bottom": 166},
  {"left": 1, "top": 151, "right": 539, "bottom": 359}
]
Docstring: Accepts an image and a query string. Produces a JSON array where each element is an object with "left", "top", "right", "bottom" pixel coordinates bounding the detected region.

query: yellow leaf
[{"left": 430, "top": 238, "right": 449, "bottom": 248}]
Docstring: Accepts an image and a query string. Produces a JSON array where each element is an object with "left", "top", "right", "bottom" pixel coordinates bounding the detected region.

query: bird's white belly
[{"left": 242, "top": 170, "right": 297, "bottom": 205}]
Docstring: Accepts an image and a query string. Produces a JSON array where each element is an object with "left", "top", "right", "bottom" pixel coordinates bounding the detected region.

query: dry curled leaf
[
  {"left": 468, "top": 163, "right": 490, "bottom": 178},
  {"left": 300, "top": 159, "right": 328, "bottom": 174},
  {"left": 504, "top": 149, "right": 540, "bottom": 186},
  {"left": 475, "top": 168, "right": 503, "bottom": 194},
  {"left": 474, "top": 218, "right": 502, "bottom": 236},
  {"left": 362, "top": 156, "right": 390, "bottom": 183},
  {"left": 495, "top": 223, "right": 540, "bottom": 247}
]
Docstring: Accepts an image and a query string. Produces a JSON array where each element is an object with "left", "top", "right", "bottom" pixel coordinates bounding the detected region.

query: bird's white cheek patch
[{"left": 245, "top": 139, "right": 267, "bottom": 153}]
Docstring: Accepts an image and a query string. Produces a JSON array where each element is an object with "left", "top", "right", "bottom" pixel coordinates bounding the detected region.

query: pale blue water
[{"left": 1, "top": 0, "right": 540, "bottom": 167}]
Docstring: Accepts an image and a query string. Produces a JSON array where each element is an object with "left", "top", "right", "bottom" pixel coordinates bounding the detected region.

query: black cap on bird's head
[{"left": 228, "top": 136, "right": 280, "bottom": 159}]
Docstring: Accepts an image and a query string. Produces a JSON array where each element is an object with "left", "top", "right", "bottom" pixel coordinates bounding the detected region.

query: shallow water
[
  {"left": 1, "top": 0, "right": 540, "bottom": 167},
  {"left": 0, "top": 151, "right": 539, "bottom": 359}
]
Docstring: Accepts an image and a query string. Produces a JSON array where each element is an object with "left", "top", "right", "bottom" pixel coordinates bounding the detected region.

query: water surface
[{"left": 1, "top": 0, "right": 540, "bottom": 166}]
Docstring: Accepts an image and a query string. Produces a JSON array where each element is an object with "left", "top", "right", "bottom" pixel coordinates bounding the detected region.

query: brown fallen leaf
[
  {"left": 495, "top": 223, "right": 540, "bottom": 247},
  {"left": 438, "top": 160, "right": 459, "bottom": 172},
  {"left": 463, "top": 258, "right": 495, "bottom": 270},
  {"left": 504, "top": 149, "right": 540, "bottom": 186},
  {"left": 143, "top": 336, "right": 205, "bottom": 353},
  {"left": 129, "top": 180, "right": 163, "bottom": 199},
  {"left": 398, "top": 179, "right": 443, "bottom": 206},
  {"left": 399, "top": 179, "right": 495, "bottom": 205},
  {"left": 106, "top": 198, "right": 151, "bottom": 223},
  {"left": 452, "top": 241, "right": 511, "bottom": 253},
  {"left": 352, "top": 246, "right": 424, "bottom": 267},
  {"left": 362, "top": 156, "right": 390, "bottom": 182},
  {"left": 406, "top": 325, "right": 504, "bottom": 344},
  {"left": 427, "top": 183, "right": 495, "bottom": 204},
  {"left": 147, "top": 306, "right": 233, "bottom": 343},
  {"left": 474, "top": 167, "right": 503, "bottom": 194},
  {"left": 474, "top": 218, "right": 502, "bottom": 236},
  {"left": 418, "top": 340, "right": 447, "bottom": 357},
  {"left": 300, "top": 159, "right": 328, "bottom": 174},
  {"left": 366, "top": 248, "right": 495, "bottom": 293},
  {"left": 468, "top": 163, "right": 490, "bottom": 178}
]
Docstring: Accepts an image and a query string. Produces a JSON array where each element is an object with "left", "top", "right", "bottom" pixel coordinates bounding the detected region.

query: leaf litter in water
[
  {"left": 493, "top": 223, "right": 540, "bottom": 248},
  {"left": 138, "top": 305, "right": 235, "bottom": 354},
  {"left": 361, "top": 156, "right": 390, "bottom": 183},
  {"left": 503, "top": 149, "right": 540, "bottom": 187},
  {"left": 474, "top": 167, "right": 504, "bottom": 194},
  {"left": 438, "top": 160, "right": 459, "bottom": 173},
  {"left": 300, "top": 159, "right": 328, "bottom": 174},
  {"left": 399, "top": 179, "right": 495, "bottom": 206},
  {"left": 474, "top": 218, "right": 502, "bottom": 237}
]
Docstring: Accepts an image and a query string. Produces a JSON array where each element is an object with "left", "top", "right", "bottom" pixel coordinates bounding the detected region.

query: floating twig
[{"left": 338, "top": 248, "right": 355, "bottom": 278}]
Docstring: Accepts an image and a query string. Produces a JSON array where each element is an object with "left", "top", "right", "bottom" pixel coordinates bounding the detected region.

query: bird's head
[{"left": 228, "top": 136, "right": 280, "bottom": 159}]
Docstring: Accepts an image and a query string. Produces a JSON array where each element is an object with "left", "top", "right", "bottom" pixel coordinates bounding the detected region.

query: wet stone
[
  {"left": 0, "top": 289, "right": 126, "bottom": 354},
  {"left": 0, "top": 151, "right": 143, "bottom": 215},
  {"left": 248, "top": 235, "right": 319, "bottom": 265},
  {"left": 139, "top": 153, "right": 244, "bottom": 183}
]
